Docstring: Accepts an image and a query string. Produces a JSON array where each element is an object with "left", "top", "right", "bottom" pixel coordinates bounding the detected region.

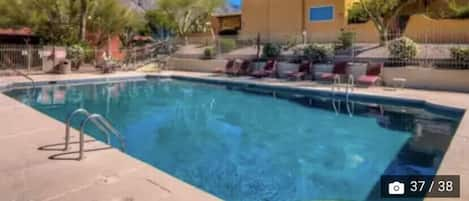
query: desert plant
[
  {"left": 219, "top": 38, "right": 236, "bottom": 53},
  {"left": 450, "top": 47, "right": 469, "bottom": 68},
  {"left": 67, "top": 44, "right": 86, "bottom": 69},
  {"left": 262, "top": 43, "right": 281, "bottom": 59},
  {"left": 303, "top": 44, "right": 334, "bottom": 63},
  {"left": 284, "top": 36, "right": 300, "bottom": 50},
  {"left": 336, "top": 31, "right": 356, "bottom": 50},
  {"left": 202, "top": 47, "right": 215, "bottom": 59},
  {"left": 388, "top": 37, "right": 418, "bottom": 60}
]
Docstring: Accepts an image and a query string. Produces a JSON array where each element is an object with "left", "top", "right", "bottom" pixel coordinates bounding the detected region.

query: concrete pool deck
[{"left": 1, "top": 71, "right": 468, "bottom": 200}]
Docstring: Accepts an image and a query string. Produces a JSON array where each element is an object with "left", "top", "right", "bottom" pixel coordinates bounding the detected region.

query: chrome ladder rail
[
  {"left": 12, "top": 69, "right": 36, "bottom": 100},
  {"left": 65, "top": 108, "right": 125, "bottom": 160},
  {"left": 12, "top": 69, "right": 36, "bottom": 89},
  {"left": 345, "top": 75, "right": 355, "bottom": 117},
  {"left": 331, "top": 75, "right": 341, "bottom": 115}
]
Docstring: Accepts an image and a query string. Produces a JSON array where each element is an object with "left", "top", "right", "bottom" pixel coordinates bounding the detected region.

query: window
[{"left": 309, "top": 6, "right": 335, "bottom": 22}]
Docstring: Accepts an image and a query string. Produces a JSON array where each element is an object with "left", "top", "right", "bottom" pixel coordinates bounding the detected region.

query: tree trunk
[
  {"left": 378, "top": 27, "right": 388, "bottom": 46},
  {"left": 79, "top": 0, "right": 88, "bottom": 41}
]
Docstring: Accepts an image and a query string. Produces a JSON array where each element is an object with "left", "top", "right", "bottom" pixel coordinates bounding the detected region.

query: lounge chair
[
  {"left": 286, "top": 60, "right": 311, "bottom": 80},
  {"left": 213, "top": 59, "right": 235, "bottom": 75},
  {"left": 319, "top": 61, "right": 348, "bottom": 82},
  {"left": 232, "top": 59, "right": 252, "bottom": 76},
  {"left": 357, "top": 62, "right": 383, "bottom": 86},
  {"left": 251, "top": 59, "right": 277, "bottom": 78}
]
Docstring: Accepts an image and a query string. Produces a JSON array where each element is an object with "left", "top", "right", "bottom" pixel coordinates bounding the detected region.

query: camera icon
[{"left": 388, "top": 181, "right": 405, "bottom": 195}]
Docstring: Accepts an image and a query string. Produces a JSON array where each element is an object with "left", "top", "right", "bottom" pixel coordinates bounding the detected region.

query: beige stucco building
[
  {"left": 241, "top": 0, "right": 355, "bottom": 41},
  {"left": 240, "top": 0, "right": 469, "bottom": 43}
]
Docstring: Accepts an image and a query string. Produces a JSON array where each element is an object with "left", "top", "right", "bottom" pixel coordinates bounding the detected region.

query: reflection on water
[{"left": 4, "top": 79, "right": 463, "bottom": 201}]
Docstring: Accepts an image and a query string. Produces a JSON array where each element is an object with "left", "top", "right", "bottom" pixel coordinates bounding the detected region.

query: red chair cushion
[
  {"left": 366, "top": 63, "right": 383, "bottom": 76},
  {"left": 298, "top": 62, "right": 310, "bottom": 73},
  {"left": 332, "top": 62, "right": 348, "bottom": 74},
  {"left": 264, "top": 60, "right": 275, "bottom": 71},
  {"left": 358, "top": 75, "right": 379, "bottom": 84},
  {"left": 320, "top": 73, "right": 335, "bottom": 80}
]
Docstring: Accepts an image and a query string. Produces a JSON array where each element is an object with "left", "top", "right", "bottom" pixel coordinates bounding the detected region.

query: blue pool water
[{"left": 4, "top": 78, "right": 463, "bottom": 201}]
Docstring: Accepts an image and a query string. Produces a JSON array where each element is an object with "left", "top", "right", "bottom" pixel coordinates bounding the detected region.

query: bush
[
  {"left": 337, "top": 31, "right": 356, "bottom": 50},
  {"left": 202, "top": 47, "right": 215, "bottom": 59},
  {"left": 219, "top": 38, "right": 236, "bottom": 53},
  {"left": 303, "top": 44, "right": 334, "bottom": 63},
  {"left": 450, "top": 47, "right": 469, "bottom": 68},
  {"left": 388, "top": 37, "right": 418, "bottom": 60},
  {"left": 348, "top": 2, "right": 369, "bottom": 23},
  {"left": 284, "top": 36, "right": 300, "bottom": 50},
  {"left": 262, "top": 43, "right": 282, "bottom": 59},
  {"left": 67, "top": 44, "right": 85, "bottom": 69}
]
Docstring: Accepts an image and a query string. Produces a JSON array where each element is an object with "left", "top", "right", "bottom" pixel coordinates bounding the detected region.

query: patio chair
[
  {"left": 286, "top": 60, "right": 311, "bottom": 81},
  {"left": 231, "top": 59, "right": 252, "bottom": 76},
  {"left": 213, "top": 59, "right": 235, "bottom": 75},
  {"left": 357, "top": 62, "right": 384, "bottom": 86},
  {"left": 251, "top": 59, "right": 277, "bottom": 78},
  {"left": 96, "top": 52, "right": 120, "bottom": 73},
  {"left": 319, "top": 61, "right": 348, "bottom": 82}
]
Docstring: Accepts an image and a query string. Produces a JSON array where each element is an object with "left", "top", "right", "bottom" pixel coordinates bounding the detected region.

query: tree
[
  {"left": 0, "top": 0, "right": 77, "bottom": 44},
  {"left": 448, "top": 0, "right": 469, "bottom": 19},
  {"left": 358, "top": 0, "right": 415, "bottom": 46},
  {"left": 77, "top": 0, "right": 99, "bottom": 41},
  {"left": 148, "top": 0, "right": 223, "bottom": 37},
  {"left": 88, "top": 0, "right": 144, "bottom": 48},
  {"left": 145, "top": 9, "right": 175, "bottom": 36},
  {"left": 0, "top": 0, "right": 144, "bottom": 46}
]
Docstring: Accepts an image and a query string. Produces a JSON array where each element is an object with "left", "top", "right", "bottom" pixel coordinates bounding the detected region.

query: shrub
[
  {"left": 202, "top": 47, "right": 215, "bottom": 59},
  {"left": 262, "top": 43, "right": 282, "bottom": 59},
  {"left": 347, "top": 2, "right": 369, "bottom": 24},
  {"left": 219, "top": 38, "right": 236, "bottom": 53},
  {"left": 450, "top": 47, "right": 469, "bottom": 68},
  {"left": 303, "top": 44, "right": 334, "bottom": 63},
  {"left": 337, "top": 31, "right": 356, "bottom": 50},
  {"left": 67, "top": 44, "right": 85, "bottom": 69},
  {"left": 388, "top": 37, "right": 418, "bottom": 60},
  {"left": 284, "top": 36, "right": 300, "bottom": 50}
]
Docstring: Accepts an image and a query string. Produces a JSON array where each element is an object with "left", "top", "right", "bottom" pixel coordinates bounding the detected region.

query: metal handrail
[
  {"left": 331, "top": 74, "right": 341, "bottom": 94},
  {"left": 78, "top": 114, "right": 125, "bottom": 160},
  {"left": 345, "top": 75, "right": 355, "bottom": 117},
  {"left": 65, "top": 108, "right": 91, "bottom": 150},
  {"left": 12, "top": 68, "right": 35, "bottom": 89},
  {"left": 331, "top": 75, "right": 341, "bottom": 115},
  {"left": 64, "top": 108, "right": 125, "bottom": 160}
]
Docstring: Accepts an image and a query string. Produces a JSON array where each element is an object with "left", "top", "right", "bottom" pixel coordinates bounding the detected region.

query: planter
[{"left": 277, "top": 62, "right": 299, "bottom": 78}]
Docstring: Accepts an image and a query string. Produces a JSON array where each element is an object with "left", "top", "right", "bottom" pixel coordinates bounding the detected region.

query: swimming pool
[{"left": 4, "top": 77, "right": 463, "bottom": 201}]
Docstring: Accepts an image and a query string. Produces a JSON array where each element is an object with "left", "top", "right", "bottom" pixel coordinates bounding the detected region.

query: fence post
[{"left": 27, "top": 44, "right": 32, "bottom": 73}]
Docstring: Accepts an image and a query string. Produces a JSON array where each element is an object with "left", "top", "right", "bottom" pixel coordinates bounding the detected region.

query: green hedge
[
  {"left": 303, "top": 44, "right": 334, "bottom": 63},
  {"left": 262, "top": 43, "right": 281, "bottom": 59}
]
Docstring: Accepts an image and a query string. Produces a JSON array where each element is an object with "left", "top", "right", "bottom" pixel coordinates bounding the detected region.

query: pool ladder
[
  {"left": 331, "top": 75, "right": 355, "bottom": 116},
  {"left": 64, "top": 108, "right": 125, "bottom": 160}
]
